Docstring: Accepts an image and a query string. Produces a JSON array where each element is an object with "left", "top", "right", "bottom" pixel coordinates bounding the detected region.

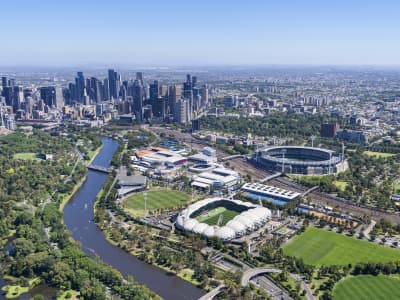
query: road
[{"left": 251, "top": 276, "right": 292, "bottom": 300}]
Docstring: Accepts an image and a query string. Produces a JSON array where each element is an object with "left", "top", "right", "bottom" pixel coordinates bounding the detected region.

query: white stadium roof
[
  {"left": 175, "top": 197, "right": 272, "bottom": 241},
  {"left": 241, "top": 182, "right": 300, "bottom": 201}
]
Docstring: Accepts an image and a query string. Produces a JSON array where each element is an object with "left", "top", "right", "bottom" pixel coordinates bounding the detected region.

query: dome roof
[
  {"left": 234, "top": 215, "right": 255, "bottom": 229},
  {"left": 193, "top": 223, "right": 209, "bottom": 234},
  {"left": 183, "top": 219, "right": 199, "bottom": 231},
  {"left": 202, "top": 226, "right": 217, "bottom": 238},
  {"left": 215, "top": 226, "right": 236, "bottom": 240},
  {"left": 226, "top": 220, "right": 247, "bottom": 234}
]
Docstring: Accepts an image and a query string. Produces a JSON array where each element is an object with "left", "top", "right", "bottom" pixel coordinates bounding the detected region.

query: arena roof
[
  {"left": 241, "top": 182, "right": 301, "bottom": 201},
  {"left": 176, "top": 198, "right": 272, "bottom": 241}
]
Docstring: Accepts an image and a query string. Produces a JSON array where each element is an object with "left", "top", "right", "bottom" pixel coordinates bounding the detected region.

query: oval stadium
[
  {"left": 175, "top": 198, "right": 271, "bottom": 241},
  {"left": 252, "top": 146, "right": 347, "bottom": 175}
]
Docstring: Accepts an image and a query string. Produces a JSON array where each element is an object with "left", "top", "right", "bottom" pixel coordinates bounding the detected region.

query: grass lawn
[
  {"left": 333, "top": 180, "right": 348, "bottom": 192},
  {"left": 195, "top": 206, "right": 240, "bottom": 226},
  {"left": 1, "top": 285, "right": 29, "bottom": 299},
  {"left": 283, "top": 227, "right": 400, "bottom": 266},
  {"left": 363, "top": 151, "right": 396, "bottom": 158},
  {"left": 13, "top": 152, "right": 40, "bottom": 161},
  {"left": 57, "top": 290, "right": 79, "bottom": 300},
  {"left": 123, "top": 189, "right": 189, "bottom": 213},
  {"left": 333, "top": 275, "right": 400, "bottom": 300}
]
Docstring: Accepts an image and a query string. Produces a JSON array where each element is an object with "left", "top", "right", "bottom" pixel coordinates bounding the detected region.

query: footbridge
[
  {"left": 241, "top": 267, "right": 282, "bottom": 287},
  {"left": 221, "top": 154, "right": 246, "bottom": 161},
  {"left": 259, "top": 172, "right": 282, "bottom": 183},
  {"left": 87, "top": 164, "right": 110, "bottom": 173},
  {"left": 198, "top": 285, "right": 226, "bottom": 300}
]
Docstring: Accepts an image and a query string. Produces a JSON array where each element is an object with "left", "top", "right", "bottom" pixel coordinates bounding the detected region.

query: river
[{"left": 63, "top": 137, "right": 205, "bottom": 300}]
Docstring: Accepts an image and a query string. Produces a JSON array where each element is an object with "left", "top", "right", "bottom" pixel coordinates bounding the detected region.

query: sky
[{"left": 1, "top": 0, "right": 400, "bottom": 67}]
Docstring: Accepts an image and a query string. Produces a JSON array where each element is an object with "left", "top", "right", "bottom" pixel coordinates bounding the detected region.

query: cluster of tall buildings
[
  {"left": 0, "top": 70, "right": 211, "bottom": 128},
  {"left": 65, "top": 70, "right": 210, "bottom": 123}
]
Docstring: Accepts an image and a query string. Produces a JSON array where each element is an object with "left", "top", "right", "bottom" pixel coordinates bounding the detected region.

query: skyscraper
[
  {"left": 1, "top": 77, "right": 7, "bottom": 88},
  {"left": 167, "top": 84, "right": 182, "bottom": 116},
  {"left": 136, "top": 72, "right": 143, "bottom": 83},
  {"left": 75, "top": 72, "right": 85, "bottom": 102},
  {"left": 40, "top": 86, "right": 64, "bottom": 108},
  {"left": 108, "top": 69, "right": 119, "bottom": 99},
  {"left": 132, "top": 80, "right": 144, "bottom": 122},
  {"left": 174, "top": 99, "right": 188, "bottom": 123}
]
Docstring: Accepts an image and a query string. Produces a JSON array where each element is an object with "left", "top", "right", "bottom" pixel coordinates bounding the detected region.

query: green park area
[
  {"left": 57, "top": 289, "right": 79, "bottom": 300},
  {"left": 1, "top": 285, "right": 29, "bottom": 299},
  {"left": 123, "top": 189, "right": 190, "bottom": 215},
  {"left": 333, "top": 275, "right": 400, "bottom": 300},
  {"left": 195, "top": 206, "right": 240, "bottom": 226},
  {"left": 283, "top": 227, "right": 400, "bottom": 266},
  {"left": 363, "top": 151, "right": 396, "bottom": 158},
  {"left": 12, "top": 152, "right": 40, "bottom": 161},
  {"left": 333, "top": 180, "right": 348, "bottom": 192}
]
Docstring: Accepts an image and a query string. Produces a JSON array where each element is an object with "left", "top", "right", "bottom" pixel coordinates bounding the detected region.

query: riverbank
[
  {"left": 64, "top": 137, "right": 205, "bottom": 300},
  {"left": 59, "top": 144, "right": 103, "bottom": 213}
]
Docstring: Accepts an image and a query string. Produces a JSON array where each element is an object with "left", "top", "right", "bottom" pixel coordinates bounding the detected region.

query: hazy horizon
[{"left": 1, "top": 0, "right": 400, "bottom": 66}]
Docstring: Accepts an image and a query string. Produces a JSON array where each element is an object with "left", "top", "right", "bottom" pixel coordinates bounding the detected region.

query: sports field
[
  {"left": 13, "top": 152, "right": 40, "bottom": 161},
  {"left": 123, "top": 189, "right": 189, "bottom": 213},
  {"left": 363, "top": 151, "right": 395, "bottom": 158},
  {"left": 283, "top": 227, "right": 400, "bottom": 266},
  {"left": 195, "top": 207, "right": 240, "bottom": 226},
  {"left": 333, "top": 275, "right": 400, "bottom": 300}
]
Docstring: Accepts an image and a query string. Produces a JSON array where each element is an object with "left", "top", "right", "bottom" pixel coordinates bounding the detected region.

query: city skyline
[{"left": 1, "top": 0, "right": 400, "bottom": 67}]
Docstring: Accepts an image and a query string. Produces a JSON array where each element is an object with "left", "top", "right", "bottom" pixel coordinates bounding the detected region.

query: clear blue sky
[{"left": 1, "top": 0, "right": 399, "bottom": 66}]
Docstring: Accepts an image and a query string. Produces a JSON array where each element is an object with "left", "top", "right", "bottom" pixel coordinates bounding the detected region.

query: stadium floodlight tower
[
  {"left": 144, "top": 192, "right": 148, "bottom": 214},
  {"left": 281, "top": 148, "right": 287, "bottom": 173},
  {"left": 341, "top": 142, "right": 345, "bottom": 161},
  {"left": 311, "top": 136, "right": 315, "bottom": 148}
]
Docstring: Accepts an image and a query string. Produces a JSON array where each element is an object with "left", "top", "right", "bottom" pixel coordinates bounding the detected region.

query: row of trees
[{"left": 0, "top": 130, "right": 157, "bottom": 300}]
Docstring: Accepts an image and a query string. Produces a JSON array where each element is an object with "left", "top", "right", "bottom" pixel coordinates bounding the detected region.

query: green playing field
[
  {"left": 195, "top": 207, "right": 240, "bottom": 226},
  {"left": 333, "top": 275, "right": 400, "bottom": 300},
  {"left": 283, "top": 227, "right": 400, "bottom": 266},
  {"left": 123, "top": 189, "right": 189, "bottom": 212}
]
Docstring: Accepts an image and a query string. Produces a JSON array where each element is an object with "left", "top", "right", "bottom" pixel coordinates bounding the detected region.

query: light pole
[
  {"left": 144, "top": 192, "right": 148, "bottom": 213},
  {"left": 281, "top": 149, "right": 286, "bottom": 174}
]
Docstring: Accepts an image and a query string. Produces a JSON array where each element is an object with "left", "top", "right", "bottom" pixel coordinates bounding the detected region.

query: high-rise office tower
[
  {"left": 13, "top": 86, "right": 23, "bottom": 112},
  {"left": 108, "top": 69, "right": 119, "bottom": 99},
  {"left": 25, "top": 96, "right": 34, "bottom": 117},
  {"left": 40, "top": 87, "right": 55, "bottom": 107},
  {"left": 90, "top": 77, "right": 102, "bottom": 103},
  {"left": 174, "top": 99, "right": 188, "bottom": 123},
  {"left": 103, "top": 78, "right": 110, "bottom": 100},
  {"left": 136, "top": 72, "right": 143, "bottom": 83},
  {"left": 75, "top": 72, "right": 85, "bottom": 102},
  {"left": 183, "top": 74, "right": 193, "bottom": 122},
  {"left": 200, "top": 85, "right": 209, "bottom": 107},
  {"left": 55, "top": 87, "right": 64, "bottom": 108},
  {"left": 132, "top": 80, "right": 144, "bottom": 122},
  {"left": 167, "top": 84, "right": 182, "bottom": 116},
  {"left": 2, "top": 87, "right": 14, "bottom": 107},
  {"left": 149, "top": 81, "right": 159, "bottom": 101},
  {"left": 1, "top": 77, "right": 7, "bottom": 87}
]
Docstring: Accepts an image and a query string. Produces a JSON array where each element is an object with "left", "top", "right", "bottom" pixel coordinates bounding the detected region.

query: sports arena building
[
  {"left": 175, "top": 198, "right": 271, "bottom": 241},
  {"left": 252, "top": 146, "right": 347, "bottom": 175}
]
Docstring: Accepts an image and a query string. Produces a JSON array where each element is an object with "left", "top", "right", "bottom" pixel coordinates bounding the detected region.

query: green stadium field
[
  {"left": 283, "top": 227, "right": 400, "bottom": 266},
  {"left": 123, "top": 189, "right": 189, "bottom": 213},
  {"left": 195, "top": 207, "right": 240, "bottom": 226},
  {"left": 333, "top": 275, "right": 400, "bottom": 300}
]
